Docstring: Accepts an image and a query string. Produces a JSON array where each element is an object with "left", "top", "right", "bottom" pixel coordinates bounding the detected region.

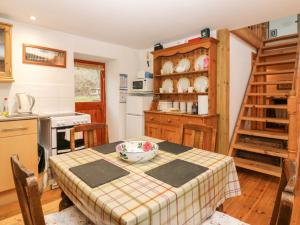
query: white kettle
[{"left": 15, "top": 93, "right": 35, "bottom": 114}]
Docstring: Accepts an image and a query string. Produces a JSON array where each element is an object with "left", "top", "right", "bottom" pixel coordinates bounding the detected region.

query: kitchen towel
[
  {"left": 145, "top": 159, "right": 208, "bottom": 187},
  {"left": 69, "top": 159, "right": 129, "bottom": 188},
  {"left": 158, "top": 141, "right": 193, "bottom": 155},
  {"left": 92, "top": 141, "right": 124, "bottom": 154}
]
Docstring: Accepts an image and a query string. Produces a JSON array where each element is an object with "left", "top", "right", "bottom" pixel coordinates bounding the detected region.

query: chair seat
[
  {"left": 45, "top": 206, "right": 94, "bottom": 225},
  {"left": 202, "top": 211, "right": 249, "bottom": 225}
]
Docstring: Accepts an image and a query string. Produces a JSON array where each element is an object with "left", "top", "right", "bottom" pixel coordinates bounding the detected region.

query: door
[
  {"left": 145, "top": 123, "right": 162, "bottom": 139},
  {"left": 74, "top": 59, "right": 106, "bottom": 145},
  {"left": 161, "top": 125, "right": 181, "bottom": 144}
]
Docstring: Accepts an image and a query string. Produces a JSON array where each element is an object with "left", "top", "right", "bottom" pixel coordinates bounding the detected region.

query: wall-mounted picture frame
[{"left": 23, "top": 44, "right": 67, "bottom": 68}]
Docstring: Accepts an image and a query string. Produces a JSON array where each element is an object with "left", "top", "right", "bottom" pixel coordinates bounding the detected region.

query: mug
[
  {"left": 188, "top": 86, "right": 194, "bottom": 93},
  {"left": 159, "top": 88, "right": 164, "bottom": 93}
]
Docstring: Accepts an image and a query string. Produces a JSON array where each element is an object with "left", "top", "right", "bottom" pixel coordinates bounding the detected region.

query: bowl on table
[{"left": 116, "top": 141, "right": 158, "bottom": 163}]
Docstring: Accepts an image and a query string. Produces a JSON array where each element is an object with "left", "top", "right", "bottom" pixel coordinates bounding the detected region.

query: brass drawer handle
[
  {"left": 150, "top": 117, "right": 154, "bottom": 120},
  {"left": 167, "top": 119, "right": 171, "bottom": 123},
  {"left": 1, "top": 127, "right": 28, "bottom": 132}
]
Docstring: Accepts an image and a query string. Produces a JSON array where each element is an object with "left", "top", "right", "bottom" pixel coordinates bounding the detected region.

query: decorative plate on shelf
[
  {"left": 161, "top": 61, "right": 174, "bottom": 75},
  {"left": 175, "top": 58, "right": 190, "bottom": 73},
  {"left": 177, "top": 77, "right": 190, "bottom": 93},
  {"left": 194, "top": 55, "right": 209, "bottom": 71},
  {"left": 162, "top": 79, "right": 173, "bottom": 92},
  {"left": 194, "top": 76, "right": 208, "bottom": 92}
]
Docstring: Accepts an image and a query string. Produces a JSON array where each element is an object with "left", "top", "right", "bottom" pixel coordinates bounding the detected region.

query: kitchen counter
[{"left": 0, "top": 114, "right": 39, "bottom": 122}]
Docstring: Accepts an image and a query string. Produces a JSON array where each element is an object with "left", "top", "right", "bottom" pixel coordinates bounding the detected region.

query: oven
[{"left": 52, "top": 126, "right": 85, "bottom": 154}]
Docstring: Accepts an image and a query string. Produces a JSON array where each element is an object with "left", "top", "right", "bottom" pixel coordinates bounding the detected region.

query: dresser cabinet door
[
  {"left": 0, "top": 134, "right": 38, "bottom": 192},
  {"left": 145, "top": 123, "right": 162, "bottom": 139},
  {"left": 161, "top": 125, "right": 181, "bottom": 144}
]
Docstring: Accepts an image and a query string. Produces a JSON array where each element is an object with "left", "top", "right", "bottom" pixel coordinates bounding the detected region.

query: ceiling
[{"left": 0, "top": 0, "right": 299, "bottom": 49}]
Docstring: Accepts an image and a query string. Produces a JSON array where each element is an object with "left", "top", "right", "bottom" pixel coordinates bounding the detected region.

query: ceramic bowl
[{"left": 116, "top": 141, "right": 158, "bottom": 163}]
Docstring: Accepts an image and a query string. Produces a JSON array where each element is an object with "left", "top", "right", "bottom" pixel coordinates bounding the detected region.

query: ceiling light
[{"left": 30, "top": 16, "right": 36, "bottom": 21}]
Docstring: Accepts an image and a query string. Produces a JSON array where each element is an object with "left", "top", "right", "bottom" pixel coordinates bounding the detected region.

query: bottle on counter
[
  {"left": 192, "top": 102, "right": 198, "bottom": 115},
  {"left": 2, "top": 97, "right": 9, "bottom": 117}
]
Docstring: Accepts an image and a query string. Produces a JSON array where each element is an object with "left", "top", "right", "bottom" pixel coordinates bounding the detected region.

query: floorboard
[{"left": 0, "top": 170, "right": 299, "bottom": 225}]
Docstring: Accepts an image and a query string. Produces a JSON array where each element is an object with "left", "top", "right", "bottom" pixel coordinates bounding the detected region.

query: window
[{"left": 74, "top": 61, "right": 103, "bottom": 102}]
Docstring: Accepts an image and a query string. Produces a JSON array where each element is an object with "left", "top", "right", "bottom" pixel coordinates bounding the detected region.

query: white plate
[
  {"left": 161, "top": 61, "right": 174, "bottom": 75},
  {"left": 175, "top": 58, "right": 190, "bottom": 73},
  {"left": 177, "top": 77, "right": 190, "bottom": 92},
  {"left": 194, "top": 55, "right": 209, "bottom": 71},
  {"left": 162, "top": 79, "right": 173, "bottom": 92},
  {"left": 194, "top": 76, "right": 208, "bottom": 92}
]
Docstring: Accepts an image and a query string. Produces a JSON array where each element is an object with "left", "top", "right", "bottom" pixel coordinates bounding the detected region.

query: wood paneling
[
  {"left": 216, "top": 29, "right": 230, "bottom": 155},
  {"left": 231, "top": 27, "right": 262, "bottom": 49}
]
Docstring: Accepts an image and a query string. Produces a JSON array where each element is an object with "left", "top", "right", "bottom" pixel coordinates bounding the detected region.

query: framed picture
[{"left": 23, "top": 44, "right": 67, "bottom": 68}]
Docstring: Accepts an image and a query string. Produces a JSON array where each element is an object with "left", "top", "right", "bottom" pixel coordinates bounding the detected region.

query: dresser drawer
[
  {"left": 0, "top": 119, "right": 37, "bottom": 138},
  {"left": 145, "top": 113, "right": 161, "bottom": 123},
  {"left": 160, "top": 114, "right": 181, "bottom": 126}
]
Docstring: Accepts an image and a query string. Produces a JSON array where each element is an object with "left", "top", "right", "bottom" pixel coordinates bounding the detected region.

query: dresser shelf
[{"left": 154, "top": 70, "right": 208, "bottom": 78}]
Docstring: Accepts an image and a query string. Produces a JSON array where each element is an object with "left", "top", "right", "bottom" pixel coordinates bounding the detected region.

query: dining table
[{"left": 49, "top": 136, "right": 241, "bottom": 225}]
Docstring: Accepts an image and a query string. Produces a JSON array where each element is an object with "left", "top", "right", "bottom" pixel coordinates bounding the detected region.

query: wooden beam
[
  {"left": 216, "top": 29, "right": 230, "bottom": 155},
  {"left": 231, "top": 27, "right": 262, "bottom": 49}
]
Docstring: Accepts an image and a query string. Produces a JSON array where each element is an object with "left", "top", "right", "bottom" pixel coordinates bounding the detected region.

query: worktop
[{"left": 0, "top": 114, "right": 39, "bottom": 122}]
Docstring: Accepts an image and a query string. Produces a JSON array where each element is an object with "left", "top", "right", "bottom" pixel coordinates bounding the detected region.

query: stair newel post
[{"left": 287, "top": 91, "right": 297, "bottom": 160}]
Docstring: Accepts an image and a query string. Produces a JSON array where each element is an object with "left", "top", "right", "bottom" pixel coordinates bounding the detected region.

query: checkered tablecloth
[{"left": 49, "top": 136, "right": 241, "bottom": 225}]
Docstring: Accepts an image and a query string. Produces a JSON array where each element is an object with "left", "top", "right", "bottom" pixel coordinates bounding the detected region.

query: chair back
[
  {"left": 70, "top": 123, "right": 108, "bottom": 151},
  {"left": 270, "top": 159, "right": 296, "bottom": 225},
  {"left": 180, "top": 124, "right": 217, "bottom": 151},
  {"left": 10, "top": 155, "right": 46, "bottom": 225}
]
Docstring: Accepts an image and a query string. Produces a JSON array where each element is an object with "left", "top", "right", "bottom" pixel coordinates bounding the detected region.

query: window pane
[
  {"left": 75, "top": 65, "right": 101, "bottom": 102},
  {"left": 0, "top": 29, "right": 5, "bottom": 72}
]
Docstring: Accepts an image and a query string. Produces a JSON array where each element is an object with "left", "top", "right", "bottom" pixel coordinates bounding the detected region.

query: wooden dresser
[
  {"left": 0, "top": 118, "right": 38, "bottom": 205},
  {"left": 145, "top": 38, "right": 218, "bottom": 149}
]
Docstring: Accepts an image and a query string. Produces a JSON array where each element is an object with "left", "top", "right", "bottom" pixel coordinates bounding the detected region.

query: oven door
[{"left": 54, "top": 126, "right": 85, "bottom": 154}]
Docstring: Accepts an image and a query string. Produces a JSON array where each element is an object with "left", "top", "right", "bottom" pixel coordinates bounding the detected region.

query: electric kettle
[{"left": 15, "top": 93, "right": 35, "bottom": 114}]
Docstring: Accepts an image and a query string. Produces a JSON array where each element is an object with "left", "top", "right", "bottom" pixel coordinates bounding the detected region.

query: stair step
[
  {"left": 244, "top": 104, "right": 287, "bottom": 109},
  {"left": 256, "top": 59, "right": 296, "bottom": 67},
  {"left": 248, "top": 92, "right": 289, "bottom": 97},
  {"left": 262, "top": 41, "right": 298, "bottom": 50},
  {"left": 253, "top": 70, "right": 294, "bottom": 75},
  {"left": 234, "top": 157, "right": 282, "bottom": 177},
  {"left": 233, "top": 142, "right": 288, "bottom": 158},
  {"left": 237, "top": 129, "right": 288, "bottom": 140},
  {"left": 241, "top": 116, "right": 289, "bottom": 124},
  {"left": 264, "top": 34, "right": 298, "bottom": 43},
  {"left": 251, "top": 81, "right": 293, "bottom": 85},
  {"left": 260, "top": 49, "right": 297, "bottom": 58}
]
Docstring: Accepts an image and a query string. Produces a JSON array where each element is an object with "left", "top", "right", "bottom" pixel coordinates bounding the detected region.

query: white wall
[
  {"left": 269, "top": 15, "right": 298, "bottom": 37},
  {"left": 229, "top": 34, "right": 256, "bottom": 138},
  {"left": 0, "top": 18, "right": 139, "bottom": 141}
]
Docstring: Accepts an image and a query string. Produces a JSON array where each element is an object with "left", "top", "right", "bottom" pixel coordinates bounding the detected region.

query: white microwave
[{"left": 132, "top": 78, "right": 153, "bottom": 92}]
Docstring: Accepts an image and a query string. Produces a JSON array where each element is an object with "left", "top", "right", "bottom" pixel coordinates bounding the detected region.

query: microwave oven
[{"left": 132, "top": 78, "right": 153, "bottom": 92}]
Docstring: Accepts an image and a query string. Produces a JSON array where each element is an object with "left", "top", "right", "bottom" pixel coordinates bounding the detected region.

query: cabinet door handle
[
  {"left": 150, "top": 117, "right": 154, "bottom": 120},
  {"left": 1, "top": 127, "right": 28, "bottom": 132},
  {"left": 167, "top": 119, "right": 171, "bottom": 123}
]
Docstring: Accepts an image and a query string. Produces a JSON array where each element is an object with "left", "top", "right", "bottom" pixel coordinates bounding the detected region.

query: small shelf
[
  {"left": 154, "top": 70, "right": 208, "bottom": 78},
  {"left": 155, "top": 92, "right": 208, "bottom": 95}
]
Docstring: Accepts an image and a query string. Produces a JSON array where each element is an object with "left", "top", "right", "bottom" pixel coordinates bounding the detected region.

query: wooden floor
[{"left": 0, "top": 169, "right": 299, "bottom": 225}]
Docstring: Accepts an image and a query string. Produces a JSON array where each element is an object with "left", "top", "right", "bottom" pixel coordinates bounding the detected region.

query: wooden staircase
[{"left": 229, "top": 33, "right": 299, "bottom": 177}]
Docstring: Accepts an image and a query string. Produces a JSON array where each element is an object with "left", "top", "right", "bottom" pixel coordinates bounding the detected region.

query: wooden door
[
  {"left": 145, "top": 123, "right": 162, "bottom": 139},
  {"left": 74, "top": 60, "right": 106, "bottom": 145},
  {"left": 161, "top": 125, "right": 180, "bottom": 144},
  {"left": 0, "top": 134, "right": 38, "bottom": 192}
]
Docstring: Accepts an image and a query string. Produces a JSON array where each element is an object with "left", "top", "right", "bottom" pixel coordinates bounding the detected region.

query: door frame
[{"left": 74, "top": 59, "right": 106, "bottom": 123}]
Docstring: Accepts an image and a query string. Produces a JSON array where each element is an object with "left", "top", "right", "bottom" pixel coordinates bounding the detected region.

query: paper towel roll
[{"left": 198, "top": 95, "right": 208, "bottom": 115}]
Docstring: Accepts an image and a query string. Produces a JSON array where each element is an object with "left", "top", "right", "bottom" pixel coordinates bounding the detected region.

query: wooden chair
[
  {"left": 270, "top": 158, "right": 296, "bottom": 225},
  {"left": 70, "top": 123, "right": 108, "bottom": 151},
  {"left": 180, "top": 124, "right": 217, "bottom": 151},
  {"left": 10, "top": 155, "right": 93, "bottom": 225}
]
